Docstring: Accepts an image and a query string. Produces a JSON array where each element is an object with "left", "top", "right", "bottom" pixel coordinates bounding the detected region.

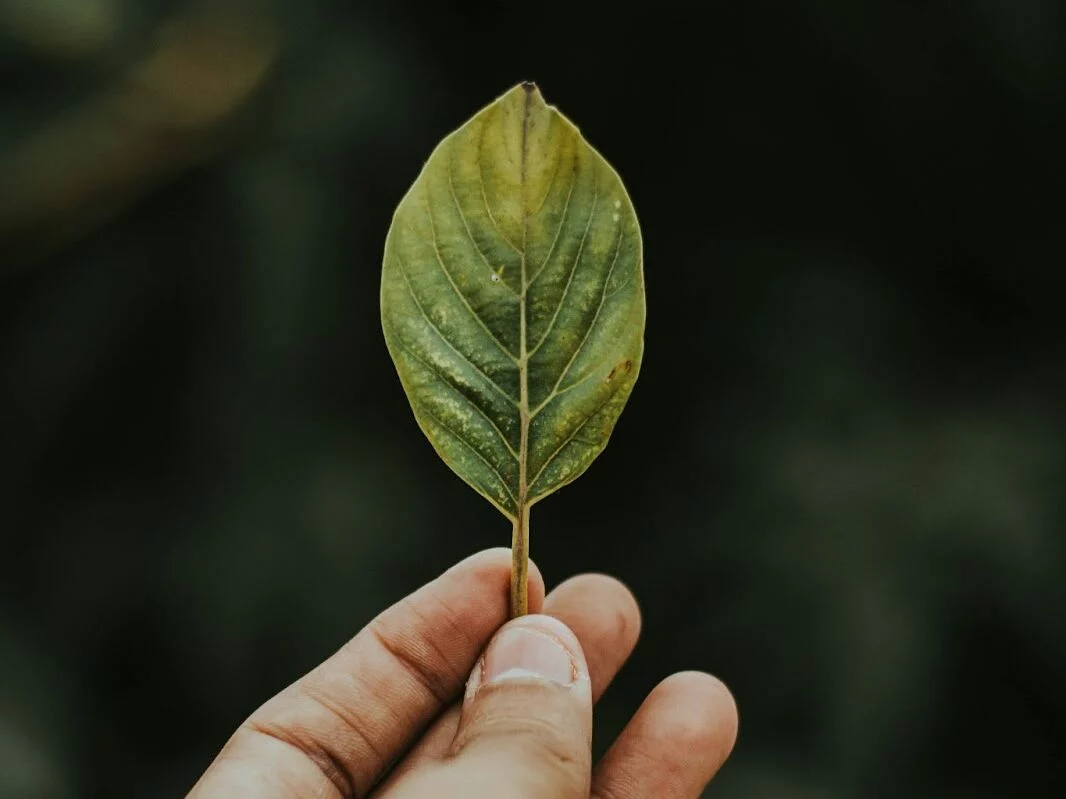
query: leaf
[{"left": 380, "top": 82, "right": 644, "bottom": 611}]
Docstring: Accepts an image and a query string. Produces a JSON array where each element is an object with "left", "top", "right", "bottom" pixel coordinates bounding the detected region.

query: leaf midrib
[{"left": 517, "top": 88, "right": 532, "bottom": 518}]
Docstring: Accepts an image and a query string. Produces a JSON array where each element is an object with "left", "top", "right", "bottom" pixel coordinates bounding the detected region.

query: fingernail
[{"left": 482, "top": 618, "right": 579, "bottom": 687}]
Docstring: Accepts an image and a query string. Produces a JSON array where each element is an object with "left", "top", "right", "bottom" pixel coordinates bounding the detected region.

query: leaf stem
[{"left": 510, "top": 503, "right": 530, "bottom": 617}]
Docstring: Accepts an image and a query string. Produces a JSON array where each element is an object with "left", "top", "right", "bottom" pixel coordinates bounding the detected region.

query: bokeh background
[{"left": 2, "top": 1, "right": 1065, "bottom": 796}]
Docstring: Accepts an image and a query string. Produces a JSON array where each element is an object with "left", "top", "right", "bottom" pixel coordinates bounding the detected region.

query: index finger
[{"left": 189, "top": 548, "right": 545, "bottom": 799}]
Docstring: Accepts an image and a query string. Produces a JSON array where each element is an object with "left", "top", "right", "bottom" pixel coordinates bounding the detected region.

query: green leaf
[{"left": 380, "top": 82, "right": 644, "bottom": 610}]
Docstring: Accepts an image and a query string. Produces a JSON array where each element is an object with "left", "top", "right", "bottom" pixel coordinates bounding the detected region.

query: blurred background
[{"left": 2, "top": 0, "right": 1064, "bottom": 796}]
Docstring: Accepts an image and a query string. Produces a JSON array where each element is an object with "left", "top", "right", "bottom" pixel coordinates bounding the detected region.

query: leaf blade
[{"left": 381, "top": 83, "right": 645, "bottom": 518}]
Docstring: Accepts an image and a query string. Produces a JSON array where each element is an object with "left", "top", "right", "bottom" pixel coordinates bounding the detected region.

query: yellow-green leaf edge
[{"left": 381, "top": 82, "right": 645, "bottom": 521}]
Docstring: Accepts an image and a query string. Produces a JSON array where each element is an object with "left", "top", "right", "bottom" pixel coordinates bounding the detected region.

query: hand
[{"left": 189, "top": 548, "right": 738, "bottom": 798}]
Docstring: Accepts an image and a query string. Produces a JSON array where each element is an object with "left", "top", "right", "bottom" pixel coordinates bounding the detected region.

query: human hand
[{"left": 189, "top": 548, "right": 737, "bottom": 798}]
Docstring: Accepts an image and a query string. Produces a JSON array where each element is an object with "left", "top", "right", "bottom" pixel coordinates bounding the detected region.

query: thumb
[{"left": 447, "top": 614, "right": 593, "bottom": 799}]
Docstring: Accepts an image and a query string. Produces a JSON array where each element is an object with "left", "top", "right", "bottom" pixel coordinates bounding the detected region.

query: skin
[{"left": 189, "top": 548, "right": 738, "bottom": 798}]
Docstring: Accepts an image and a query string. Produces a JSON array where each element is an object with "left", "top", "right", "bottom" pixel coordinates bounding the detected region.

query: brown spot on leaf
[{"left": 605, "top": 359, "right": 634, "bottom": 384}]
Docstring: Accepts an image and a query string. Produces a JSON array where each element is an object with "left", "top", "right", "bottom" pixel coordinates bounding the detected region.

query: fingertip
[
  {"left": 654, "top": 671, "right": 739, "bottom": 760},
  {"left": 550, "top": 573, "right": 642, "bottom": 642},
  {"left": 588, "top": 670, "right": 738, "bottom": 799},
  {"left": 444, "top": 548, "right": 546, "bottom": 614},
  {"left": 542, "top": 573, "right": 641, "bottom": 701}
]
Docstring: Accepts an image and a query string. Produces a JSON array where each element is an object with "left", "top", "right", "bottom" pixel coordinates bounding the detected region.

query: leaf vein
[
  {"left": 529, "top": 115, "right": 564, "bottom": 218},
  {"left": 538, "top": 221, "right": 626, "bottom": 405},
  {"left": 392, "top": 248, "right": 519, "bottom": 407},
  {"left": 398, "top": 342, "right": 520, "bottom": 461},
  {"left": 526, "top": 149, "right": 578, "bottom": 291},
  {"left": 418, "top": 403, "right": 518, "bottom": 508},
  {"left": 528, "top": 178, "right": 599, "bottom": 356},
  {"left": 411, "top": 197, "right": 520, "bottom": 362},
  {"left": 530, "top": 289, "right": 642, "bottom": 420},
  {"left": 527, "top": 390, "right": 616, "bottom": 498},
  {"left": 476, "top": 110, "right": 523, "bottom": 254},
  {"left": 447, "top": 152, "right": 521, "bottom": 296}
]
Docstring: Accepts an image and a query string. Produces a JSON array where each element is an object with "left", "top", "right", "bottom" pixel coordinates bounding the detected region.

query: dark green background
[{"left": 2, "top": 1, "right": 1064, "bottom": 797}]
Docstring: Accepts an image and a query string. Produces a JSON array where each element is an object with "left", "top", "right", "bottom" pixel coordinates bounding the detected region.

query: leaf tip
[{"left": 511, "top": 80, "right": 544, "bottom": 107}]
